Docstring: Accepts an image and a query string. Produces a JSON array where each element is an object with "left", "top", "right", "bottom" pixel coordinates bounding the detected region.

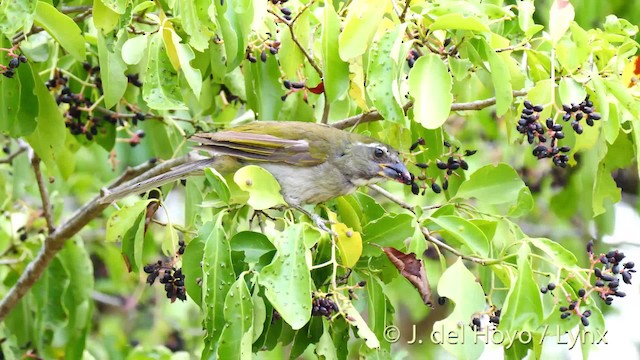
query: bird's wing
[{"left": 191, "top": 131, "right": 326, "bottom": 166}]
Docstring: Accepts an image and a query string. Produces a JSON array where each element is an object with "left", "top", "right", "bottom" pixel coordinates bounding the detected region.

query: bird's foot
[
  {"left": 311, "top": 214, "right": 337, "bottom": 237},
  {"left": 292, "top": 205, "right": 337, "bottom": 237}
]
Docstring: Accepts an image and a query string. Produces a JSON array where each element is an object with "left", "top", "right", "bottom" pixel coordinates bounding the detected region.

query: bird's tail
[{"left": 100, "top": 157, "right": 222, "bottom": 204}]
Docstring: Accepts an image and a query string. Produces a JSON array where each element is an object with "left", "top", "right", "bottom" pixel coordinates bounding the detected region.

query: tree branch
[
  {"left": 0, "top": 155, "right": 191, "bottom": 322},
  {"left": 31, "top": 154, "right": 55, "bottom": 234},
  {"left": 267, "top": 3, "right": 322, "bottom": 77},
  {"left": 332, "top": 89, "right": 529, "bottom": 130},
  {"left": 420, "top": 226, "right": 499, "bottom": 265},
  {"left": 368, "top": 184, "right": 415, "bottom": 212},
  {"left": 0, "top": 141, "right": 27, "bottom": 164},
  {"left": 400, "top": 0, "right": 411, "bottom": 22}
]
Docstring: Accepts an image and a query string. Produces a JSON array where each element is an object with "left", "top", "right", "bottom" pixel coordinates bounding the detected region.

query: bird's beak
[{"left": 379, "top": 162, "right": 413, "bottom": 185}]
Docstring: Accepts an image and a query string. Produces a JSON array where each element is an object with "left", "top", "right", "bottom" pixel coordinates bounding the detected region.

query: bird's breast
[{"left": 258, "top": 162, "right": 356, "bottom": 205}]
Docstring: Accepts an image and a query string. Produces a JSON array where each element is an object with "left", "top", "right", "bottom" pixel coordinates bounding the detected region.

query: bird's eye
[{"left": 374, "top": 147, "right": 384, "bottom": 158}]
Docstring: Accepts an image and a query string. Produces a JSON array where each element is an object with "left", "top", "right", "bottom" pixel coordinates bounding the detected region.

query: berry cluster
[
  {"left": 143, "top": 261, "right": 187, "bottom": 302},
  {"left": 539, "top": 281, "right": 591, "bottom": 324},
  {"left": 538, "top": 241, "right": 635, "bottom": 327},
  {"left": 46, "top": 65, "right": 148, "bottom": 145},
  {"left": 561, "top": 96, "right": 601, "bottom": 132},
  {"left": 311, "top": 295, "right": 339, "bottom": 318},
  {"left": 592, "top": 248, "right": 634, "bottom": 304},
  {"left": 408, "top": 139, "right": 474, "bottom": 196},
  {"left": 1, "top": 54, "right": 27, "bottom": 78},
  {"left": 142, "top": 240, "right": 188, "bottom": 302},
  {"left": 406, "top": 49, "right": 421, "bottom": 68},
  {"left": 246, "top": 40, "right": 281, "bottom": 63},
  {"left": 516, "top": 101, "right": 572, "bottom": 168},
  {"left": 280, "top": 79, "right": 306, "bottom": 101}
]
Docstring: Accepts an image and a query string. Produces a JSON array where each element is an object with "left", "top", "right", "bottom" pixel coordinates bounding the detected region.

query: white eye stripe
[{"left": 356, "top": 142, "right": 388, "bottom": 153}]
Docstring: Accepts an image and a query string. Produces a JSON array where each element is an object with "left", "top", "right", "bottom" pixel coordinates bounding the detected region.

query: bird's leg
[{"left": 291, "top": 205, "right": 336, "bottom": 236}]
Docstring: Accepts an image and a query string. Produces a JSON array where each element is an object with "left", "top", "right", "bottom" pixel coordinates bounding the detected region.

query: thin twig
[
  {"left": 420, "top": 226, "right": 499, "bottom": 265},
  {"left": 31, "top": 154, "right": 55, "bottom": 234},
  {"left": 0, "top": 155, "right": 192, "bottom": 322},
  {"left": 0, "top": 141, "right": 28, "bottom": 164},
  {"left": 332, "top": 89, "right": 529, "bottom": 130},
  {"left": 12, "top": 8, "right": 93, "bottom": 44},
  {"left": 368, "top": 184, "right": 415, "bottom": 212},
  {"left": 400, "top": 0, "right": 411, "bottom": 22},
  {"left": 321, "top": 98, "right": 330, "bottom": 124},
  {"left": 267, "top": 4, "right": 323, "bottom": 77}
]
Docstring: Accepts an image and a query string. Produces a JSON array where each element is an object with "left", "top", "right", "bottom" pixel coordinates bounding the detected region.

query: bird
[{"left": 101, "top": 121, "right": 412, "bottom": 231}]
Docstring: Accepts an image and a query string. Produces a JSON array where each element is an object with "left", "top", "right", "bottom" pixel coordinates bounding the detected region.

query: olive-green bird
[{"left": 102, "top": 121, "right": 412, "bottom": 230}]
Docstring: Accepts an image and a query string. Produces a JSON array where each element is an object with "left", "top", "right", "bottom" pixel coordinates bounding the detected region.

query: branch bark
[
  {"left": 0, "top": 141, "right": 27, "bottom": 164},
  {"left": 31, "top": 154, "right": 55, "bottom": 234},
  {"left": 0, "top": 155, "right": 191, "bottom": 322},
  {"left": 332, "top": 89, "right": 528, "bottom": 130}
]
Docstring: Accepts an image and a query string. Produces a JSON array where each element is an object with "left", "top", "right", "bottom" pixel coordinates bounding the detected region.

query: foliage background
[{"left": 0, "top": 0, "right": 639, "bottom": 359}]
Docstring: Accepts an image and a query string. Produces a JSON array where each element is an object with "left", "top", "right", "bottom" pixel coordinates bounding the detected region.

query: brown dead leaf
[
  {"left": 383, "top": 247, "right": 433, "bottom": 308},
  {"left": 144, "top": 199, "right": 160, "bottom": 234}
]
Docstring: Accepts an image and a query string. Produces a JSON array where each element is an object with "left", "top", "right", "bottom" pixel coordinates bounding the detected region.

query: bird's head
[{"left": 340, "top": 142, "right": 413, "bottom": 186}]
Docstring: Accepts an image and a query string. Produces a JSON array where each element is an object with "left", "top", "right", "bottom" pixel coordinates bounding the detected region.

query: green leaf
[
  {"left": 433, "top": 258, "right": 485, "bottom": 359},
  {"left": 105, "top": 199, "right": 154, "bottom": 271},
  {"left": 480, "top": 39, "right": 512, "bottom": 116},
  {"left": 409, "top": 52, "right": 453, "bottom": 129},
  {"left": 58, "top": 239, "right": 94, "bottom": 359},
  {"left": 99, "top": 0, "right": 127, "bottom": 14},
  {"left": 558, "top": 77, "right": 586, "bottom": 107},
  {"left": 591, "top": 74, "right": 615, "bottom": 144},
  {"left": 528, "top": 237, "right": 577, "bottom": 266},
  {"left": 93, "top": 0, "right": 120, "bottom": 33},
  {"left": 362, "top": 213, "right": 414, "bottom": 256},
  {"left": 230, "top": 231, "right": 276, "bottom": 265},
  {"left": 454, "top": 163, "right": 529, "bottom": 205},
  {"left": 315, "top": 321, "right": 338, "bottom": 360},
  {"left": 338, "top": 298, "right": 380, "bottom": 349},
  {"left": 0, "top": 0, "right": 36, "bottom": 38},
  {"left": 179, "top": 0, "right": 214, "bottom": 52},
  {"left": 429, "top": 13, "right": 490, "bottom": 32},
  {"left": 105, "top": 199, "right": 154, "bottom": 243},
  {"left": 517, "top": 0, "right": 535, "bottom": 33},
  {"left": 338, "top": 0, "right": 386, "bottom": 61},
  {"left": 593, "top": 163, "right": 621, "bottom": 216},
  {"left": 121, "top": 35, "right": 148, "bottom": 65},
  {"left": 97, "top": 30, "right": 128, "bottom": 108},
  {"left": 233, "top": 165, "right": 285, "bottom": 210},
  {"left": 498, "top": 243, "right": 543, "bottom": 337},
  {"left": 366, "top": 25, "right": 405, "bottom": 124},
  {"left": 333, "top": 222, "right": 362, "bottom": 268},
  {"left": 183, "top": 234, "right": 205, "bottom": 306},
  {"left": 204, "top": 167, "right": 231, "bottom": 204},
  {"left": 201, "top": 217, "right": 237, "bottom": 358},
  {"left": 335, "top": 196, "right": 362, "bottom": 232},
  {"left": 34, "top": 1, "right": 85, "bottom": 62},
  {"left": 217, "top": 276, "right": 253, "bottom": 360},
  {"left": 0, "top": 58, "right": 38, "bottom": 137},
  {"left": 166, "top": 28, "right": 203, "bottom": 98},
  {"left": 251, "top": 290, "right": 266, "bottom": 343},
  {"left": 549, "top": 0, "right": 575, "bottom": 44},
  {"left": 25, "top": 64, "right": 66, "bottom": 173},
  {"left": 258, "top": 224, "right": 313, "bottom": 330},
  {"left": 429, "top": 215, "right": 489, "bottom": 257},
  {"left": 322, "top": 1, "right": 349, "bottom": 103},
  {"left": 244, "top": 54, "right": 283, "bottom": 120},
  {"left": 143, "top": 33, "right": 187, "bottom": 110},
  {"left": 209, "top": 41, "right": 227, "bottom": 83}
]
